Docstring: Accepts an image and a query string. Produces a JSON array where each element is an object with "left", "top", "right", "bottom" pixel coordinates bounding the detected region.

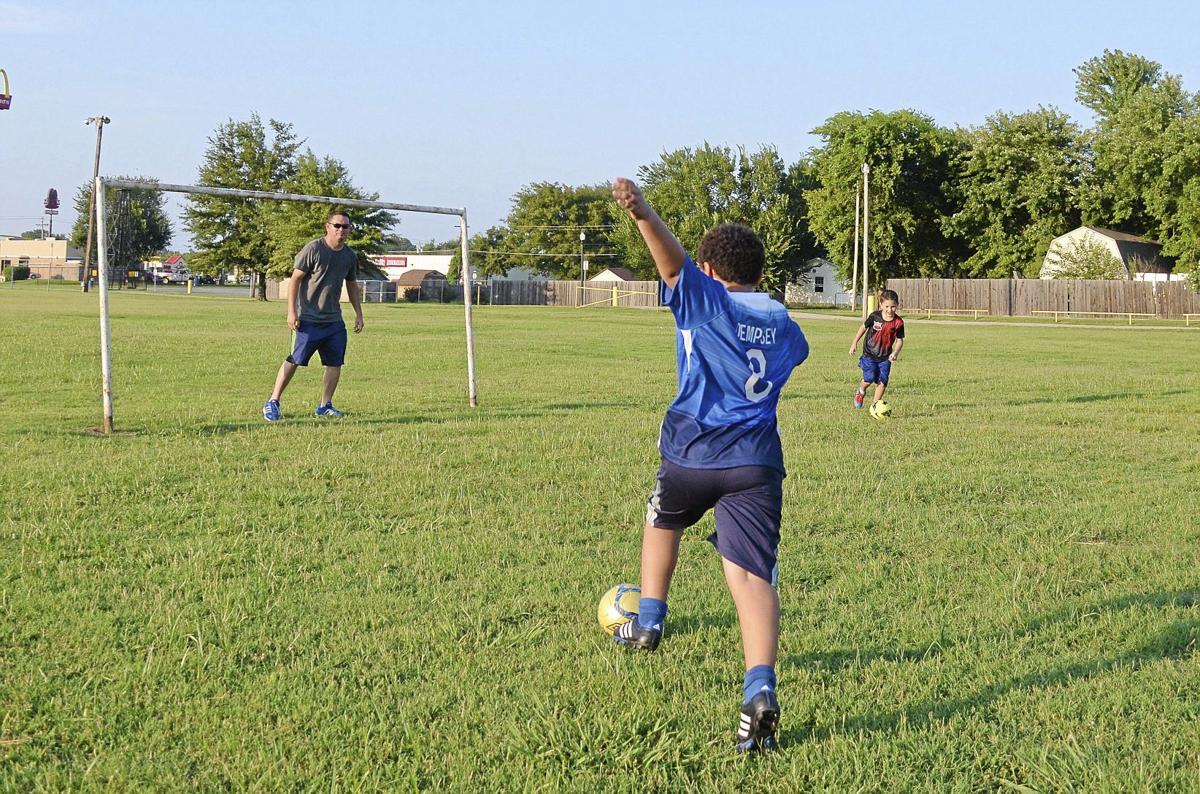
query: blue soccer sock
[
  {"left": 637, "top": 597, "right": 667, "bottom": 631},
  {"left": 743, "top": 665, "right": 777, "bottom": 704}
]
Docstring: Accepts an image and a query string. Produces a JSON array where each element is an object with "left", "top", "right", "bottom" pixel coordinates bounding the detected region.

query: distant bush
[
  {"left": 2, "top": 265, "right": 31, "bottom": 281},
  {"left": 1045, "top": 237, "right": 1126, "bottom": 279}
]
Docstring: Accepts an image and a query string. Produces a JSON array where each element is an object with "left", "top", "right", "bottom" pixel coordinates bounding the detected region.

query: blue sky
[{"left": 2, "top": 0, "right": 1199, "bottom": 248}]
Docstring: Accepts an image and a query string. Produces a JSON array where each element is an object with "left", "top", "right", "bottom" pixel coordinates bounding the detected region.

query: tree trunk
[{"left": 256, "top": 271, "right": 267, "bottom": 301}]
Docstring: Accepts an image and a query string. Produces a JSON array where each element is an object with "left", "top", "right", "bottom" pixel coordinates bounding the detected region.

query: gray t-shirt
[{"left": 294, "top": 238, "right": 358, "bottom": 323}]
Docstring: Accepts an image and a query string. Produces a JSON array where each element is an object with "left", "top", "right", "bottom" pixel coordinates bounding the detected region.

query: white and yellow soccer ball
[
  {"left": 870, "top": 400, "right": 893, "bottom": 420},
  {"left": 597, "top": 583, "right": 641, "bottom": 633}
]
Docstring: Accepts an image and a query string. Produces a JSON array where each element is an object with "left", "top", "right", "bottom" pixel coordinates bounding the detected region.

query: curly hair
[{"left": 696, "top": 223, "right": 765, "bottom": 285}]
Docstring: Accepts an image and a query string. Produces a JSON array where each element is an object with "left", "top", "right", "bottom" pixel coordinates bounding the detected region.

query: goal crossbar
[
  {"left": 102, "top": 179, "right": 465, "bottom": 217},
  {"left": 93, "top": 177, "right": 477, "bottom": 434}
]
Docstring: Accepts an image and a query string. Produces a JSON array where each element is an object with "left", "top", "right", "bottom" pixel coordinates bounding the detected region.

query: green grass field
[{"left": 2, "top": 286, "right": 1198, "bottom": 791}]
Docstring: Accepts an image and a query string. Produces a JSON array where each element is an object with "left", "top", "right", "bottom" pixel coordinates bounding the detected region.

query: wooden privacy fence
[
  {"left": 488, "top": 280, "right": 660, "bottom": 308},
  {"left": 886, "top": 278, "right": 1200, "bottom": 319}
]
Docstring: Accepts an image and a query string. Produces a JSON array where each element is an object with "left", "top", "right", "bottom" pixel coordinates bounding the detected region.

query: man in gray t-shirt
[{"left": 262, "top": 210, "right": 365, "bottom": 422}]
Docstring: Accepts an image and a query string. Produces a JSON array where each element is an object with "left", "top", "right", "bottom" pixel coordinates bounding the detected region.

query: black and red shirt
[{"left": 862, "top": 311, "right": 904, "bottom": 360}]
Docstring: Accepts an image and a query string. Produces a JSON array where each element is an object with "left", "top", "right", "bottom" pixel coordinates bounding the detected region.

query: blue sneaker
[
  {"left": 315, "top": 402, "right": 346, "bottom": 418},
  {"left": 262, "top": 398, "right": 281, "bottom": 422}
]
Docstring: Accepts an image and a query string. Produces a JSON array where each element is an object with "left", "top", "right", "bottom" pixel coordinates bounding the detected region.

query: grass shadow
[
  {"left": 1004, "top": 389, "right": 1187, "bottom": 407},
  {"left": 781, "top": 589, "right": 1199, "bottom": 744}
]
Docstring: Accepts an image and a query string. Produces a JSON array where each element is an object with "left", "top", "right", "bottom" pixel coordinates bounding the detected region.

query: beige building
[
  {"left": 588, "top": 266, "right": 639, "bottom": 282},
  {"left": 0, "top": 237, "right": 83, "bottom": 280},
  {"left": 1040, "top": 226, "right": 1181, "bottom": 281}
]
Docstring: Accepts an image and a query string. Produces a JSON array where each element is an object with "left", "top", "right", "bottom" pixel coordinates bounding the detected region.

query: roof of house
[
  {"left": 393, "top": 268, "right": 448, "bottom": 286},
  {"left": 162, "top": 254, "right": 185, "bottom": 265},
  {"left": 1085, "top": 226, "right": 1158, "bottom": 244},
  {"left": 594, "top": 266, "right": 638, "bottom": 281},
  {"left": 1057, "top": 226, "right": 1176, "bottom": 274}
]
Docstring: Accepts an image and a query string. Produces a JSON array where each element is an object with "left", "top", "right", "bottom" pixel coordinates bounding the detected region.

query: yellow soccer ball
[
  {"left": 870, "top": 400, "right": 892, "bottom": 420},
  {"left": 597, "top": 583, "right": 641, "bottom": 633}
]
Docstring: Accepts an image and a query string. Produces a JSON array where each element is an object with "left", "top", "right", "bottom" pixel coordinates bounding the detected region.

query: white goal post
[{"left": 93, "top": 177, "right": 478, "bottom": 434}]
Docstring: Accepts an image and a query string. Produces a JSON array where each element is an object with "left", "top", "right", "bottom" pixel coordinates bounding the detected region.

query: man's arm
[
  {"left": 849, "top": 325, "right": 867, "bottom": 355},
  {"left": 612, "top": 178, "right": 686, "bottom": 289},
  {"left": 287, "top": 269, "right": 305, "bottom": 330},
  {"left": 346, "top": 278, "right": 364, "bottom": 333}
]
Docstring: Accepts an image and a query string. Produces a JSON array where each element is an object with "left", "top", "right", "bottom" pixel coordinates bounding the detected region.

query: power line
[
  {"left": 381, "top": 249, "right": 618, "bottom": 258},
  {"left": 475, "top": 251, "right": 619, "bottom": 258},
  {"left": 508, "top": 224, "right": 617, "bottom": 229}
]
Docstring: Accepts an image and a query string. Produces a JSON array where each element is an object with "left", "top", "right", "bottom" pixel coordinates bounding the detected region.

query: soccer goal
[{"left": 92, "top": 177, "right": 478, "bottom": 434}]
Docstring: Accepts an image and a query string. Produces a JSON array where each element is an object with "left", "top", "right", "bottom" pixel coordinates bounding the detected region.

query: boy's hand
[
  {"left": 888, "top": 353, "right": 898, "bottom": 362},
  {"left": 612, "top": 178, "right": 651, "bottom": 221},
  {"left": 848, "top": 346, "right": 857, "bottom": 356}
]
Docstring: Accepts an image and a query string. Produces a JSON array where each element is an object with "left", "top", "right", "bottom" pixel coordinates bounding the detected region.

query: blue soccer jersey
[{"left": 658, "top": 257, "right": 809, "bottom": 474}]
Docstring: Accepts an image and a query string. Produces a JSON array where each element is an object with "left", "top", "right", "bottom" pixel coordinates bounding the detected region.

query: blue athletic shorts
[
  {"left": 288, "top": 321, "right": 347, "bottom": 367},
  {"left": 859, "top": 355, "right": 891, "bottom": 385},
  {"left": 645, "top": 459, "right": 783, "bottom": 585}
]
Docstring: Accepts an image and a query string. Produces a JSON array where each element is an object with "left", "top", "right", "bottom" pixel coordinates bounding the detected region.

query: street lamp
[
  {"left": 578, "top": 231, "right": 586, "bottom": 306},
  {"left": 82, "top": 115, "right": 111, "bottom": 293}
]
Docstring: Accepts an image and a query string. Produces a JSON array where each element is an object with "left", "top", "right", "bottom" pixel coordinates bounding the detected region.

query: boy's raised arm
[{"left": 612, "top": 178, "right": 686, "bottom": 289}]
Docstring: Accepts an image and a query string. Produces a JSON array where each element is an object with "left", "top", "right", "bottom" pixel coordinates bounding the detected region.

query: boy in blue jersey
[{"left": 610, "top": 178, "right": 809, "bottom": 753}]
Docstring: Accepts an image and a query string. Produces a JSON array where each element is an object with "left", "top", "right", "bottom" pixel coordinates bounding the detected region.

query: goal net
[{"left": 92, "top": 177, "right": 478, "bottom": 433}]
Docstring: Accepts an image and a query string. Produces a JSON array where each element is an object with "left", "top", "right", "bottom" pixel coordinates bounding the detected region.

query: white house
[
  {"left": 589, "top": 266, "right": 640, "bottom": 282},
  {"left": 370, "top": 253, "right": 454, "bottom": 280},
  {"left": 488, "top": 266, "right": 546, "bottom": 282},
  {"left": 786, "top": 258, "right": 851, "bottom": 306},
  {"left": 1040, "top": 226, "right": 1182, "bottom": 281}
]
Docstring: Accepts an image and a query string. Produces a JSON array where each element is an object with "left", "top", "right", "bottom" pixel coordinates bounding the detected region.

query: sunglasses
[{"left": 328, "top": 222, "right": 351, "bottom": 229}]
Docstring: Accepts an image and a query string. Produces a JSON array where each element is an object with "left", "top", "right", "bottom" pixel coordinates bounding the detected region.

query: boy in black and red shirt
[{"left": 849, "top": 289, "right": 904, "bottom": 410}]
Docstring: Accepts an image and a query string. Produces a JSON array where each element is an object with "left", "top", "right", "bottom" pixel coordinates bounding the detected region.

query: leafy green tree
[
  {"left": 380, "top": 233, "right": 417, "bottom": 250},
  {"left": 262, "top": 150, "right": 397, "bottom": 280},
  {"left": 1074, "top": 49, "right": 1172, "bottom": 122},
  {"left": 1076, "top": 51, "right": 1198, "bottom": 237},
  {"left": 68, "top": 177, "right": 172, "bottom": 274},
  {"left": 481, "top": 183, "right": 620, "bottom": 279},
  {"left": 1142, "top": 114, "right": 1200, "bottom": 281},
  {"left": 449, "top": 227, "right": 505, "bottom": 282},
  {"left": 944, "top": 108, "right": 1085, "bottom": 277},
  {"left": 611, "top": 144, "right": 809, "bottom": 291},
  {"left": 1044, "top": 235, "right": 1126, "bottom": 279},
  {"left": 18, "top": 229, "right": 61, "bottom": 240},
  {"left": 183, "top": 114, "right": 302, "bottom": 299},
  {"left": 805, "top": 110, "right": 965, "bottom": 287}
]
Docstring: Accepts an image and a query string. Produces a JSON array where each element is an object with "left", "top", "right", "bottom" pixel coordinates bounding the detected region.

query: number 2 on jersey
[{"left": 744, "top": 348, "right": 773, "bottom": 402}]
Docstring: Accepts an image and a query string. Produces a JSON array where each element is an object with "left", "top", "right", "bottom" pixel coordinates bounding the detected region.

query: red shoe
[{"left": 853, "top": 389, "right": 865, "bottom": 409}]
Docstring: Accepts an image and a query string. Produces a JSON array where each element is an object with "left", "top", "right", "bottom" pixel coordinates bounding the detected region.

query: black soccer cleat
[
  {"left": 736, "top": 690, "right": 780, "bottom": 753},
  {"left": 613, "top": 620, "right": 662, "bottom": 651}
]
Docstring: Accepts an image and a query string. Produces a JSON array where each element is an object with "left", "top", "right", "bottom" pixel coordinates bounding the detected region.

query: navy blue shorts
[
  {"left": 859, "top": 355, "right": 892, "bottom": 385},
  {"left": 645, "top": 459, "right": 783, "bottom": 585},
  {"left": 288, "top": 321, "right": 347, "bottom": 367}
]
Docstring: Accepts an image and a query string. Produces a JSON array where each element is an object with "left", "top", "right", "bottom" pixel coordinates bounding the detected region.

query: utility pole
[
  {"left": 851, "top": 186, "right": 860, "bottom": 312},
  {"left": 81, "top": 116, "right": 110, "bottom": 293},
  {"left": 578, "top": 231, "right": 586, "bottom": 307},
  {"left": 861, "top": 162, "right": 870, "bottom": 321}
]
